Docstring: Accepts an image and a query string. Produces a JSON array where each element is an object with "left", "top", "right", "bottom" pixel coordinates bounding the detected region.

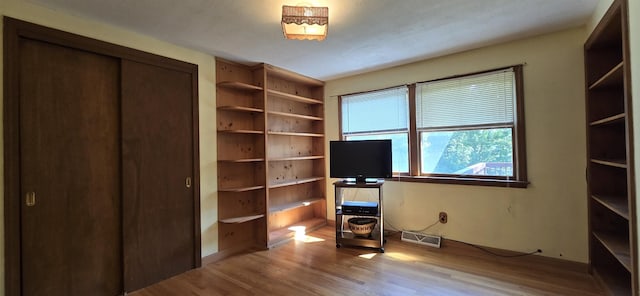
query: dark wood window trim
[
  {"left": 3, "top": 17, "right": 202, "bottom": 296},
  {"left": 337, "top": 65, "right": 529, "bottom": 188},
  {"left": 390, "top": 175, "right": 529, "bottom": 188}
]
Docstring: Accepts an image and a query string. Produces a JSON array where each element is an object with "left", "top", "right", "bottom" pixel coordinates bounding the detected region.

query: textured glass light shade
[{"left": 281, "top": 5, "right": 328, "bottom": 41}]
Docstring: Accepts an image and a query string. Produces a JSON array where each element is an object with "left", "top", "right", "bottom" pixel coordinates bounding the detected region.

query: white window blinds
[
  {"left": 416, "top": 68, "right": 516, "bottom": 129},
  {"left": 341, "top": 86, "right": 409, "bottom": 134}
]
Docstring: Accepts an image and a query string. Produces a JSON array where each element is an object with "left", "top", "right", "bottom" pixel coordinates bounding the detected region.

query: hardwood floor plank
[{"left": 131, "top": 226, "right": 603, "bottom": 295}]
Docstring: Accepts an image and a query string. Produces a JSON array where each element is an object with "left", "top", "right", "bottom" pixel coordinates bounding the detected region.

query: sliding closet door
[
  {"left": 121, "top": 59, "right": 197, "bottom": 291},
  {"left": 19, "top": 38, "right": 122, "bottom": 296}
]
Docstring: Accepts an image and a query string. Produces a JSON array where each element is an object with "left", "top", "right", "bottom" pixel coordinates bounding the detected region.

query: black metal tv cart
[{"left": 334, "top": 180, "right": 385, "bottom": 252}]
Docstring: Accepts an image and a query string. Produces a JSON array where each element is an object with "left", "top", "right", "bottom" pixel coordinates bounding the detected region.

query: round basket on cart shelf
[{"left": 348, "top": 217, "right": 377, "bottom": 237}]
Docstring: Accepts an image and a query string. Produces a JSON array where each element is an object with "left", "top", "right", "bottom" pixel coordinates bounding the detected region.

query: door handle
[
  {"left": 25, "top": 192, "right": 36, "bottom": 207},
  {"left": 185, "top": 177, "right": 192, "bottom": 188}
]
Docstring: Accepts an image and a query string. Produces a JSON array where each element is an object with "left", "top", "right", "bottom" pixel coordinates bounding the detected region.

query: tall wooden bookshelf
[
  {"left": 264, "top": 64, "right": 327, "bottom": 246},
  {"left": 216, "top": 59, "right": 326, "bottom": 253},
  {"left": 216, "top": 59, "right": 267, "bottom": 256},
  {"left": 584, "top": 0, "right": 636, "bottom": 294}
]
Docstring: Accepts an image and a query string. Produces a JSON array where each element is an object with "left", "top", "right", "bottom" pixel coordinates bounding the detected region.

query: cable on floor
[{"left": 446, "top": 238, "right": 542, "bottom": 258}]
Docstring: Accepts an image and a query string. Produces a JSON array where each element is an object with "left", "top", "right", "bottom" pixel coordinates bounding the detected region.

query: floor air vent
[{"left": 401, "top": 231, "right": 441, "bottom": 248}]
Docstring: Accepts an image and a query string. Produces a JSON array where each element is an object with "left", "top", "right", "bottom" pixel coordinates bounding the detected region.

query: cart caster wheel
[
  {"left": 380, "top": 248, "right": 385, "bottom": 253},
  {"left": 336, "top": 244, "right": 341, "bottom": 248}
]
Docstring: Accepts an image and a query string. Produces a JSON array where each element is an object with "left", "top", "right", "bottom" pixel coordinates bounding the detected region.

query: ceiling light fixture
[{"left": 281, "top": 5, "right": 328, "bottom": 41}]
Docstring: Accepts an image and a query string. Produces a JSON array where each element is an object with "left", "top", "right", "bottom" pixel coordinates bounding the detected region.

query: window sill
[{"left": 387, "top": 175, "right": 529, "bottom": 188}]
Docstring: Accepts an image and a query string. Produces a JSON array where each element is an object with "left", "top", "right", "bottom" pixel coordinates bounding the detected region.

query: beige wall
[
  {"left": 325, "top": 27, "right": 589, "bottom": 262},
  {"left": 0, "top": 0, "right": 220, "bottom": 292}
]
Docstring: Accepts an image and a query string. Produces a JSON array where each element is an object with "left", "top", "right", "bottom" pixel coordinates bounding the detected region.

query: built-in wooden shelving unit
[
  {"left": 584, "top": 0, "right": 636, "bottom": 294},
  {"left": 216, "top": 58, "right": 326, "bottom": 253},
  {"left": 264, "top": 64, "right": 326, "bottom": 246}
]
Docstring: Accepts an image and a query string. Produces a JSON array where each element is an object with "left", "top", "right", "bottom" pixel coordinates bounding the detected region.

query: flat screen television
[{"left": 330, "top": 140, "right": 392, "bottom": 183}]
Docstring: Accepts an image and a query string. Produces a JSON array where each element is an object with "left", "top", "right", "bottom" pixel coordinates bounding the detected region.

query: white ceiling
[{"left": 28, "top": 0, "right": 598, "bottom": 80}]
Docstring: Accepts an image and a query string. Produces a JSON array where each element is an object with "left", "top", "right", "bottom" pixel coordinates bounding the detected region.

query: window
[
  {"left": 338, "top": 66, "right": 527, "bottom": 187},
  {"left": 340, "top": 86, "right": 409, "bottom": 173},
  {"left": 417, "top": 68, "right": 518, "bottom": 178}
]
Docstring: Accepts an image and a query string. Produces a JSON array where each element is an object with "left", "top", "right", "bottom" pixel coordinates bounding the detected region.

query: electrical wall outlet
[{"left": 439, "top": 212, "right": 448, "bottom": 224}]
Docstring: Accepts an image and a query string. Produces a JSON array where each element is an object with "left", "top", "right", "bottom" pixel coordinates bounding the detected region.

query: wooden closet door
[
  {"left": 121, "top": 60, "right": 197, "bottom": 291},
  {"left": 19, "top": 39, "right": 122, "bottom": 295}
]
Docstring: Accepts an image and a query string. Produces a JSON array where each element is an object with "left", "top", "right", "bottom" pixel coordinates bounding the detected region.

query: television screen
[{"left": 330, "top": 140, "right": 392, "bottom": 182}]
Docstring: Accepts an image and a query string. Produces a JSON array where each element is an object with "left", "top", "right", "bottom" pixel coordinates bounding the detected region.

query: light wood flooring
[{"left": 131, "top": 226, "right": 603, "bottom": 295}]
